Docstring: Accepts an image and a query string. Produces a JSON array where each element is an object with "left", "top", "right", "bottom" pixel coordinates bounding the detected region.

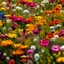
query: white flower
[
  {"left": 23, "top": 10, "right": 30, "bottom": 14},
  {"left": 6, "top": 57, "right": 10, "bottom": 61},
  {"left": 54, "top": 35, "right": 59, "bottom": 38},
  {"left": 35, "top": 5, "right": 40, "bottom": 9},
  {"left": 3, "top": 53, "right": 7, "bottom": 56},
  {"left": 41, "top": 49, "right": 45, "bottom": 53},
  {"left": 30, "top": 45, "right": 36, "bottom": 51},
  {"left": 50, "top": 26, "right": 55, "bottom": 29},
  {"left": 51, "top": 29, "right": 55, "bottom": 33},
  {"left": 40, "top": 10, "right": 43, "bottom": 13},
  {"left": 2, "top": 2, "right": 6, "bottom": 5},
  {"left": 2, "top": 27, "right": 6, "bottom": 31},
  {"left": 34, "top": 53, "right": 40, "bottom": 59},
  {"left": 15, "top": 6, "right": 22, "bottom": 10},
  {"left": 55, "top": 24, "right": 61, "bottom": 28},
  {"left": 50, "top": 37, "right": 56, "bottom": 41},
  {"left": 41, "top": 0, "right": 49, "bottom": 4},
  {"left": 33, "top": 36, "right": 39, "bottom": 42},
  {"left": 61, "top": 45, "right": 64, "bottom": 50},
  {"left": 13, "top": 9, "right": 16, "bottom": 11}
]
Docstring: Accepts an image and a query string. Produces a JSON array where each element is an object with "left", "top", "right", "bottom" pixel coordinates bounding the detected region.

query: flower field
[{"left": 0, "top": 0, "right": 64, "bottom": 64}]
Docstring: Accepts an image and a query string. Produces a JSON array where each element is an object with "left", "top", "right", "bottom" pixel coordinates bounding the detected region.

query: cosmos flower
[
  {"left": 51, "top": 45, "right": 61, "bottom": 52},
  {"left": 30, "top": 45, "right": 36, "bottom": 51}
]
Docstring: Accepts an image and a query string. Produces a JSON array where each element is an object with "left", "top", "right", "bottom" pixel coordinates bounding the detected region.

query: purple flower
[
  {"left": 51, "top": 45, "right": 61, "bottom": 52},
  {"left": 26, "top": 49, "right": 34, "bottom": 54},
  {"left": 33, "top": 30, "right": 40, "bottom": 34},
  {"left": 40, "top": 39, "right": 50, "bottom": 46}
]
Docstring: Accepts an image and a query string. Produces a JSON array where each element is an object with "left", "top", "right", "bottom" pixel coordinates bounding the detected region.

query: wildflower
[
  {"left": 21, "top": 58, "right": 26, "bottom": 63},
  {"left": 61, "top": 45, "right": 64, "bottom": 51},
  {"left": 56, "top": 57, "right": 64, "bottom": 63},
  {"left": 26, "top": 49, "right": 34, "bottom": 55},
  {"left": 0, "top": 20, "right": 3, "bottom": 26},
  {"left": 34, "top": 53, "right": 40, "bottom": 62},
  {"left": 1, "top": 40, "right": 13, "bottom": 46},
  {"left": 12, "top": 50, "right": 24, "bottom": 55},
  {"left": 40, "top": 39, "right": 50, "bottom": 46},
  {"left": 8, "top": 59, "right": 15, "bottom": 64},
  {"left": 6, "top": 57, "right": 10, "bottom": 62},
  {"left": 30, "top": 45, "right": 36, "bottom": 51},
  {"left": 23, "top": 9, "right": 30, "bottom": 14},
  {"left": 51, "top": 45, "right": 61, "bottom": 52}
]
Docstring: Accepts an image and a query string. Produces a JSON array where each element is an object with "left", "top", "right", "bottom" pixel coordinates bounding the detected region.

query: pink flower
[
  {"left": 51, "top": 45, "right": 61, "bottom": 52},
  {"left": 26, "top": 49, "right": 34, "bottom": 54},
  {"left": 26, "top": 2, "right": 38, "bottom": 7},
  {"left": 40, "top": 39, "right": 50, "bottom": 46}
]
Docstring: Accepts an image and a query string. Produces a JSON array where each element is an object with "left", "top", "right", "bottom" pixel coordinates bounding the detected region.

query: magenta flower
[
  {"left": 40, "top": 39, "right": 50, "bottom": 46},
  {"left": 51, "top": 45, "right": 61, "bottom": 52},
  {"left": 26, "top": 2, "right": 38, "bottom": 7},
  {"left": 33, "top": 29, "right": 40, "bottom": 34},
  {"left": 26, "top": 49, "right": 34, "bottom": 54}
]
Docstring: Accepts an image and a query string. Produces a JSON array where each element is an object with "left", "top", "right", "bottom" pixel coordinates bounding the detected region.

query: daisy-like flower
[
  {"left": 23, "top": 9, "right": 30, "bottom": 14},
  {"left": 54, "top": 35, "right": 59, "bottom": 38},
  {"left": 55, "top": 24, "right": 61, "bottom": 28},
  {"left": 33, "top": 36, "right": 39, "bottom": 42},
  {"left": 61, "top": 45, "right": 64, "bottom": 51},
  {"left": 2, "top": 2, "right": 6, "bottom": 5},
  {"left": 50, "top": 26, "right": 55, "bottom": 29},
  {"left": 6, "top": 56, "right": 10, "bottom": 62},
  {"left": 51, "top": 45, "right": 61, "bottom": 52},
  {"left": 41, "top": 49, "right": 45, "bottom": 53},
  {"left": 50, "top": 37, "right": 56, "bottom": 41},
  {"left": 30, "top": 45, "right": 36, "bottom": 51},
  {"left": 34, "top": 53, "right": 40, "bottom": 62},
  {"left": 15, "top": 6, "right": 22, "bottom": 10}
]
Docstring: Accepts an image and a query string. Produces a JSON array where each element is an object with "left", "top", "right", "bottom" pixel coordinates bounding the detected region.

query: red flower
[
  {"left": 9, "top": 59, "right": 15, "bottom": 64},
  {"left": 54, "top": 19, "right": 61, "bottom": 24},
  {"left": 48, "top": 22, "right": 54, "bottom": 26}
]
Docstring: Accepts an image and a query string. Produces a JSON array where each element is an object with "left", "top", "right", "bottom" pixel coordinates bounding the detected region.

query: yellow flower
[
  {"left": 1, "top": 7, "right": 6, "bottom": 11},
  {"left": 8, "top": 33, "right": 17, "bottom": 38},
  {"left": 13, "top": 43, "right": 22, "bottom": 48},
  {"left": 28, "top": 0, "right": 33, "bottom": 2},
  {"left": 5, "top": 14, "right": 11, "bottom": 17},
  {"left": 0, "top": 20, "right": 3, "bottom": 26}
]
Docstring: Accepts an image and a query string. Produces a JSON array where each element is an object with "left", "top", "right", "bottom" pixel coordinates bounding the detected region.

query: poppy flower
[
  {"left": 46, "top": 32, "right": 54, "bottom": 39},
  {"left": 48, "top": 22, "right": 54, "bottom": 26},
  {"left": 40, "top": 39, "right": 50, "bottom": 46},
  {"left": 21, "top": 58, "right": 27, "bottom": 63},
  {"left": 54, "top": 19, "right": 61, "bottom": 24},
  {"left": 45, "top": 10, "right": 52, "bottom": 14},
  {"left": 8, "top": 59, "right": 15, "bottom": 64}
]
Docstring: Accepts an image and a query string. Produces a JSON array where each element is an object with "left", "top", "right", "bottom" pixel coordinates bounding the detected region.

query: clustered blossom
[{"left": 0, "top": 0, "right": 64, "bottom": 64}]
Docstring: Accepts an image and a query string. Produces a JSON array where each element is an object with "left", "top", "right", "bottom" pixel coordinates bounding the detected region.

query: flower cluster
[{"left": 0, "top": 0, "right": 64, "bottom": 64}]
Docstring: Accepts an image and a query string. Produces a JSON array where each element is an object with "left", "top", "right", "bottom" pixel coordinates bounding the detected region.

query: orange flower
[
  {"left": 56, "top": 57, "right": 64, "bottom": 63},
  {"left": 54, "top": 19, "right": 61, "bottom": 24},
  {"left": 45, "top": 10, "right": 52, "bottom": 14},
  {"left": 1, "top": 40, "right": 13, "bottom": 46},
  {"left": 18, "top": 45, "right": 29, "bottom": 50},
  {"left": 55, "top": 30, "right": 60, "bottom": 35},
  {"left": 27, "top": 17, "right": 34, "bottom": 22},
  {"left": 21, "top": 58, "right": 26, "bottom": 63},
  {"left": 12, "top": 50, "right": 24, "bottom": 55},
  {"left": 46, "top": 32, "right": 54, "bottom": 39}
]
